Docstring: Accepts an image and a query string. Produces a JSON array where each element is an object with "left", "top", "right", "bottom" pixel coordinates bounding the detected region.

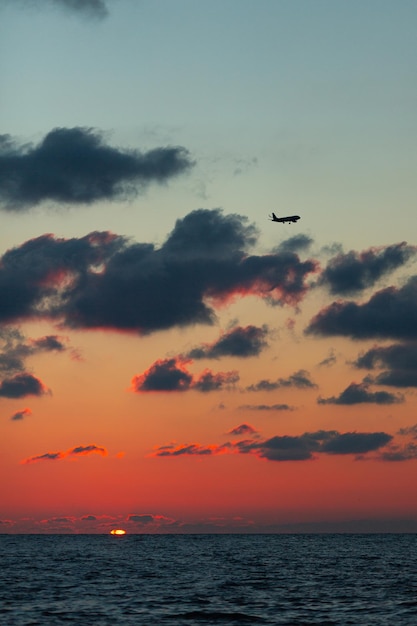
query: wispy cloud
[
  {"left": 185, "top": 325, "right": 269, "bottom": 359},
  {"left": 10, "top": 407, "right": 32, "bottom": 421},
  {"left": 10, "top": 0, "right": 111, "bottom": 19},
  {"left": 238, "top": 403, "right": 294, "bottom": 411},
  {"left": 0, "top": 327, "right": 67, "bottom": 376},
  {"left": 21, "top": 443, "right": 108, "bottom": 464},
  {"left": 318, "top": 381, "right": 404, "bottom": 405},
  {"left": 246, "top": 369, "right": 317, "bottom": 392}
]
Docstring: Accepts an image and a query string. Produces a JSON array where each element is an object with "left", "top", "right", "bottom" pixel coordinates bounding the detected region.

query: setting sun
[{"left": 110, "top": 529, "right": 126, "bottom": 536}]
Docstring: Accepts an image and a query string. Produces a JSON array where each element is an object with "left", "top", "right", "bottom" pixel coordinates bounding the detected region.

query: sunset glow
[{"left": 1, "top": 1, "right": 417, "bottom": 535}]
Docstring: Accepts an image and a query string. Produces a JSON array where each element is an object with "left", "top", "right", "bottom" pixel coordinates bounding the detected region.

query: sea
[{"left": 1, "top": 534, "right": 416, "bottom": 625}]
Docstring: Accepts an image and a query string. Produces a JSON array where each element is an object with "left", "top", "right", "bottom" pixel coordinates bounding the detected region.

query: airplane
[{"left": 269, "top": 212, "right": 300, "bottom": 224}]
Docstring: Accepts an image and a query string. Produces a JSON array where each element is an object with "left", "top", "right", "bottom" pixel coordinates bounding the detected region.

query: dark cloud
[
  {"left": 81, "top": 515, "right": 97, "bottom": 521},
  {"left": 227, "top": 423, "right": 258, "bottom": 436},
  {"left": 247, "top": 434, "right": 323, "bottom": 461},
  {"left": 152, "top": 429, "right": 393, "bottom": 462},
  {"left": 306, "top": 276, "right": 417, "bottom": 340},
  {"left": 186, "top": 325, "right": 269, "bottom": 360},
  {"left": 0, "top": 373, "right": 47, "bottom": 398},
  {"left": 370, "top": 370, "right": 417, "bottom": 389},
  {"left": 355, "top": 343, "right": 417, "bottom": 371},
  {"left": 10, "top": 407, "right": 32, "bottom": 421},
  {"left": 0, "top": 230, "right": 123, "bottom": 324},
  {"left": 238, "top": 403, "right": 294, "bottom": 411},
  {"left": 354, "top": 342, "right": 417, "bottom": 388},
  {"left": 153, "top": 443, "right": 229, "bottom": 457},
  {"left": 131, "top": 357, "right": 239, "bottom": 393},
  {"left": 69, "top": 444, "right": 107, "bottom": 456},
  {"left": 131, "top": 358, "right": 193, "bottom": 392},
  {"left": 318, "top": 243, "right": 416, "bottom": 295},
  {"left": 275, "top": 234, "right": 314, "bottom": 254},
  {"left": 0, "top": 127, "right": 193, "bottom": 209},
  {"left": 0, "top": 210, "right": 317, "bottom": 333},
  {"left": 246, "top": 369, "right": 317, "bottom": 392},
  {"left": 320, "top": 432, "right": 393, "bottom": 455},
  {"left": 318, "top": 381, "right": 403, "bottom": 405}
]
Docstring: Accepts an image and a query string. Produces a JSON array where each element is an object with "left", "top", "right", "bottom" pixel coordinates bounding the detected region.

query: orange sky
[{"left": 1, "top": 1, "right": 417, "bottom": 533}]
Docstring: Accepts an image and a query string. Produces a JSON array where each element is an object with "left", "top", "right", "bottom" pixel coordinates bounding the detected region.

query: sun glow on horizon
[{"left": 110, "top": 529, "right": 126, "bottom": 535}]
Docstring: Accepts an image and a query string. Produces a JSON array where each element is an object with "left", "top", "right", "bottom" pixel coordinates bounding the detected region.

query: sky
[{"left": 1, "top": 0, "right": 417, "bottom": 534}]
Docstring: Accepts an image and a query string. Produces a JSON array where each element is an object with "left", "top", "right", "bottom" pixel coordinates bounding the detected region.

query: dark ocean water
[{"left": 1, "top": 534, "right": 416, "bottom": 625}]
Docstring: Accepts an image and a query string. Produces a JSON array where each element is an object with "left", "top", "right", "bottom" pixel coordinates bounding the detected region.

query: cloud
[
  {"left": 152, "top": 442, "right": 231, "bottom": 457},
  {"left": 192, "top": 369, "right": 239, "bottom": 393},
  {"left": 128, "top": 514, "right": 156, "bottom": 525},
  {"left": 186, "top": 325, "right": 269, "bottom": 359},
  {"left": 275, "top": 234, "right": 314, "bottom": 254},
  {"left": 127, "top": 514, "right": 178, "bottom": 529},
  {"left": 379, "top": 442, "right": 417, "bottom": 462},
  {"left": 0, "top": 127, "right": 194, "bottom": 209},
  {"left": 319, "top": 432, "right": 393, "bottom": 455},
  {"left": 0, "top": 327, "right": 67, "bottom": 375},
  {"left": 10, "top": 407, "right": 32, "bottom": 421},
  {"left": 354, "top": 342, "right": 417, "bottom": 388},
  {"left": 306, "top": 276, "right": 417, "bottom": 340},
  {"left": 227, "top": 423, "right": 258, "bottom": 436},
  {"left": 10, "top": 0, "right": 110, "bottom": 19},
  {"left": 246, "top": 369, "right": 317, "bottom": 392},
  {"left": 0, "top": 373, "right": 48, "bottom": 398},
  {"left": 131, "top": 357, "right": 239, "bottom": 393},
  {"left": 397, "top": 424, "right": 417, "bottom": 438},
  {"left": 51, "top": 0, "right": 109, "bottom": 18},
  {"left": 22, "top": 443, "right": 108, "bottom": 464},
  {"left": 131, "top": 358, "right": 193, "bottom": 392},
  {"left": 152, "top": 429, "right": 394, "bottom": 462},
  {"left": 318, "top": 350, "right": 337, "bottom": 367},
  {"left": 317, "top": 243, "right": 416, "bottom": 295},
  {"left": 238, "top": 403, "right": 294, "bottom": 411},
  {"left": 318, "top": 381, "right": 404, "bottom": 405},
  {"left": 23, "top": 451, "right": 65, "bottom": 464},
  {"left": 0, "top": 210, "right": 317, "bottom": 333},
  {"left": 69, "top": 444, "right": 107, "bottom": 456}
]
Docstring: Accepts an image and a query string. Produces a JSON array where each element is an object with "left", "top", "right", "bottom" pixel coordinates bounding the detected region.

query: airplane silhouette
[{"left": 269, "top": 212, "right": 300, "bottom": 224}]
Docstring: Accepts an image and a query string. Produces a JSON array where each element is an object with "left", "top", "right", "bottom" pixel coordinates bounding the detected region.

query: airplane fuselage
[{"left": 269, "top": 213, "right": 300, "bottom": 224}]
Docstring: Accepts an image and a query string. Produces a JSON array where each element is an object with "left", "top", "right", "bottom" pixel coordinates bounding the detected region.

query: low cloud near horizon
[{"left": 152, "top": 429, "right": 398, "bottom": 462}]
